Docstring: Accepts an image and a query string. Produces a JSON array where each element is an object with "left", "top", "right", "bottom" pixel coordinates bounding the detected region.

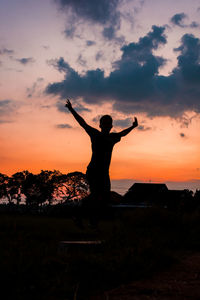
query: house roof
[{"left": 127, "top": 183, "right": 168, "bottom": 194}]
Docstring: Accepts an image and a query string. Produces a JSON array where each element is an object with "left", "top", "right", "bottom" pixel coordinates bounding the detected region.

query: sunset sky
[{"left": 0, "top": 0, "right": 200, "bottom": 192}]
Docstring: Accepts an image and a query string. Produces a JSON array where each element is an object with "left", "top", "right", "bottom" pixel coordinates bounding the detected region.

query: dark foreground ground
[
  {"left": 92, "top": 252, "right": 200, "bottom": 300},
  {"left": 0, "top": 207, "right": 200, "bottom": 299}
]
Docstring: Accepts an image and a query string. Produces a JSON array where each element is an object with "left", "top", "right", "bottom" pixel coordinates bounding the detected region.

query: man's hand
[
  {"left": 133, "top": 117, "right": 138, "bottom": 128},
  {"left": 118, "top": 117, "right": 138, "bottom": 137},
  {"left": 65, "top": 99, "right": 72, "bottom": 110}
]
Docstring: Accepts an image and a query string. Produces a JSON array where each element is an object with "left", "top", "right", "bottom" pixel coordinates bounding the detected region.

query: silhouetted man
[{"left": 65, "top": 99, "right": 138, "bottom": 209}]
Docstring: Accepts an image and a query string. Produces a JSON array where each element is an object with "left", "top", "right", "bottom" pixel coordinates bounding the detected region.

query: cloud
[
  {"left": 45, "top": 26, "right": 200, "bottom": 118},
  {"left": 0, "top": 99, "right": 14, "bottom": 116},
  {"left": 54, "top": 0, "right": 122, "bottom": 40},
  {"left": 56, "top": 100, "right": 91, "bottom": 113},
  {"left": 95, "top": 51, "right": 104, "bottom": 61},
  {"left": 56, "top": 123, "right": 72, "bottom": 129},
  {"left": 16, "top": 57, "right": 35, "bottom": 65},
  {"left": 0, "top": 120, "right": 13, "bottom": 124},
  {"left": 47, "top": 57, "right": 69, "bottom": 72},
  {"left": 170, "top": 13, "right": 200, "bottom": 28},
  {"left": 174, "top": 34, "right": 200, "bottom": 82},
  {"left": 77, "top": 54, "right": 87, "bottom": 67},
  {"left": 42, "top": 45, "right": 50, "bottom": 50},
  {"left": 0, "top": 99, "right": 18, "bottom": 123},
  {"left": 86, "top": 40, "right": 96, "bottom": 46},
  {"left": 55, "top": 0, "right": 121, "bottom": 25},
  {"left": 92, "top": 115, "right": 101, "bottom": 123},
  {"left": 178, "top": 114, "right": 197, "bottom": 128},
  {"left": 64, "top": 23, "right": 76, "bottom": 38},
  {"left": 0, "top": 48, "right": 14, "bottom": 55},
  {"left": 113, "top": 118, "right": 132, "bottom": 127},
  {"left": 180, "top": 132, "right": 185, "bottom": 138},
  {"left": 137, "top": 125, "right": 151, "bottom": 131},
  {"left": 170, "top": 13, "right": 187, "bottom": 27},
  {"left": 190, "top": 21, "right": 200, "bottom": 28},
  {"left": 26, "top": 78, "right": 44, "bottom": 98}
]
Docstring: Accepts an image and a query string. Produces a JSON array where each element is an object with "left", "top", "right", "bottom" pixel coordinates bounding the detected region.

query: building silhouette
[{"left": 124, "top": 183, "right": 168, "bottom": 205}]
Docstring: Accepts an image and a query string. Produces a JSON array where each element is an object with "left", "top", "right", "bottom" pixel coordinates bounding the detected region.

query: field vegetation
[{"left": 1, "top": 207, "right": 200, "bottom": 299}]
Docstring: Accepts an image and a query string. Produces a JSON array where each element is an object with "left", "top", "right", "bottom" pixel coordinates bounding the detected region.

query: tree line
[
  {"left": 1, "top": 170, "right": 200, "bottom": 213},
  {"left": 0, "top": 170, "right": 89, "bottom": 207}
]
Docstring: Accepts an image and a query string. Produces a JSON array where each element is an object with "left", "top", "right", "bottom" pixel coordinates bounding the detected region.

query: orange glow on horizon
[{"left": 0, "top": 101, "right": 199, "bottom": 187}]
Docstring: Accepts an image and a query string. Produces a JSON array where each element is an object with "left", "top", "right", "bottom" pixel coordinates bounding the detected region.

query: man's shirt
[{"left": 84, "top": 126, "right": 121, "bottom": 172}]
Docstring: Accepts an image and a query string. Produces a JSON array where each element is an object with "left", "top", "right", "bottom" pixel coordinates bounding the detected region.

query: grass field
[{"left": 0, "top": 208, "right": 200, "bottom": 299}]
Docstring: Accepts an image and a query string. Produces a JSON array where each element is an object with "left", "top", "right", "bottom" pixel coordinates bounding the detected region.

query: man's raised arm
[
  {"left": 118, "top": 117, "right": 138, "bottom": 137},
  {"left": 65, "top": 99, "right": 90, "bottom": 131}
]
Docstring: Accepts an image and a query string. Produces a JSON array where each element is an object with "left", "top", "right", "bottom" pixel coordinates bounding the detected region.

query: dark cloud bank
[
  {"left": 46, "top": 25, "right": 200, "bottom": 118},
  {"left": 54, "top": 0, "right": 122, "bottom": 40}
]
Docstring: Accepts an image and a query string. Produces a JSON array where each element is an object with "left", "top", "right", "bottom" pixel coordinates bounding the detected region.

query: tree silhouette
[
  {"left": 20, "top": 172, "right": 41, "bottom": 206},
  {"left": 0, "top": 173, "right": 21, "bottom": 204},
  {"left": 0, "top": 173, "right": 9, "bottom": 203},
  {"left": 194, "top": 189, "right": 200, "bottom": 209},
  {"left": 19, "top": 170, "right": 60, "bottom": 206},
  {"left": 9, "top": 171, "right": 31, "bottom": 205},
  {"left": 54, "top": 171, "right": 89, "bottom": 204},
  {"left": 36, "top": 170, "right": 62, "bottom": 205},
  {"left": 0, "top": 170, "right": 89, "bottom": 207}
]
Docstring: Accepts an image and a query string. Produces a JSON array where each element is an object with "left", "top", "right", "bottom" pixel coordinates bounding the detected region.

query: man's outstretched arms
[
  {"left": 65, "top": 99, "right": 138, "bottom": 136},
  {"left": 65, "top": 99, "right": 92, "bottom": 131},
  {"left": 118, "top": 117, "right": 138, "bottom": 137}
]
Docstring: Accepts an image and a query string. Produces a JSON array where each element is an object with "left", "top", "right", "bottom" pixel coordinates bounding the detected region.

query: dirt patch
[{"left": 91, "top": 252, "right": 200, "bottom": 300}]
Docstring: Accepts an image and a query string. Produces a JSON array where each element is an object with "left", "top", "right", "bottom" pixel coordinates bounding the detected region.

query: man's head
[{"left": 99, "top": 115, "right": 113, "bottom": 133}]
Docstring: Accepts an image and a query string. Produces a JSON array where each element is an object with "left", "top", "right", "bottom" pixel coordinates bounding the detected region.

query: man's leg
[{"left": 84, "top": 169, "right": 112, "bottom": 226}]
